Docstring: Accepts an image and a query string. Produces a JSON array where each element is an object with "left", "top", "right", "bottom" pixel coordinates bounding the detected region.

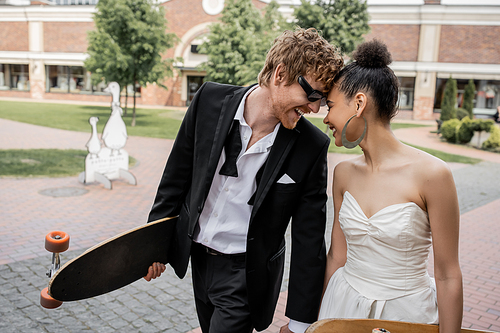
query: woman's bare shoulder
[
  {"left": 333, "top": 157, "right": 363, "bottom": 177},
  {"left": 403, "top": 144, "right": 453, "bottom": 182}
]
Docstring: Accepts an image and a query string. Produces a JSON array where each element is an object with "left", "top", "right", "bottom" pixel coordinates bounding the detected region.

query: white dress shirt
[{"left": 194, "top": 86, "right": 280, "bottom": 254}]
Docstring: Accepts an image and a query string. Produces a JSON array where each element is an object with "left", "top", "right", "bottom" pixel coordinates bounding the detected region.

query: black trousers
[{"left": 191, "top": 242, "right": 254, "bottom": 333}]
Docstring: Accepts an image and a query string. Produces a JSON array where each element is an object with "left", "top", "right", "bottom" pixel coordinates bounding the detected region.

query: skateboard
[
  {"left": 305, "top": 319, "right": 495, "bottom": 333},
  {"left": 40, "top": 216, "right": 177, "bottom": 309}
]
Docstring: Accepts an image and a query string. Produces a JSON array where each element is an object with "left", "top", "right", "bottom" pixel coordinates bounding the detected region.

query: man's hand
[
  {"left": 279, "top": 323, "right": 293, "bottom": 333},
  {"left": 143, "top": 262, "right": 166, "bottom": 282}
]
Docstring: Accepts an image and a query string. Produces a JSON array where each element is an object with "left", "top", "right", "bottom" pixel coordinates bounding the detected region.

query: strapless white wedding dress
[{"left": 318, "top": 191, "right": 439, "bottom": 324}]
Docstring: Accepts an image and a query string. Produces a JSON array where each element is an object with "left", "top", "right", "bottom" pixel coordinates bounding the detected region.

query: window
[
  {"left": 46, "top": 65, "right": 141, "bottom": 96},
  {"left": 46, "top": 65, "right": 69, "bottom": 93},
  {"left": 70, "top": 66, "right": 89, "bottom": 93},
  {"left": 92, "top": 79, "right": 107, "bottom": 94},
  {"left": 0, "top": 64, "right": 30, "bottom": 91},
  {"left": 191, "top": 45, "right": 200, "bottom": 54},
  {"left": 434, "top": 78, "right": 500, "bottom": 112},
  {"left": 397, "top": 77, "right": 415, "bottom": 110},
  {"left": 187, "top": 76, "right": 204, "bottom": 106},
  {"left": 54, "top": 0, "right": 98, "bottom": 4},
  {"left": 0, "top": 64, "right": 7, "bottom": 90},
  {"left": 46, "top": 65, "right": 92, "bottom": 94}
]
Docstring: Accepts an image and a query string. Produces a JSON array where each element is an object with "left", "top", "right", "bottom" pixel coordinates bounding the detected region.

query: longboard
[
  {"left": 45, "top": 216, "right": 176, "bottom": 304},
  {"left": 306, "top": 319, "right": 495, "bottom": 333}
]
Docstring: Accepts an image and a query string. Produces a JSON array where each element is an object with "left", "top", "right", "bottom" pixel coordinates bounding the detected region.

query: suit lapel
[
  {"left": 250, "top": 125, "right": 300, "bottom": 221},
  {"left": 204, "top": 85, "right": 255, "bottom": 199}
]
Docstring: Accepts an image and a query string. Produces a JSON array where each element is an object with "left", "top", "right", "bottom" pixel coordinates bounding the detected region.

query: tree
[
  {"left": 199, "top": 0, "right": 289, "bottom": 86},
  {"left": 463, "top": 79, "right": 475, "bottom": 119},
  {"left": 85, "top": 0, "right": 131, "bottom": 111},
  {"left": 294, "top": 0, "right": 370, "bottom": 56},
  {"left": 85, "top": 0, "right": 177, "bottom": 126},
  {"left": 440, "top": 76, "right": 457, "bottom": 121}
]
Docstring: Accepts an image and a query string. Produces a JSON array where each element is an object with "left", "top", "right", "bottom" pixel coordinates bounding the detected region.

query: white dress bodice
[
  {"left": 318, "top": 191, "right": 438, "bottom": 324},
  {"left": 341, "top": 191, "right": 432, "bottom": 300}
]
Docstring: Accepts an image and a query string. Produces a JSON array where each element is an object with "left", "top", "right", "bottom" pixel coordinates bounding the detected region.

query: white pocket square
[{"left": 277, "top": 173, "right": 295, "bottom": 184}]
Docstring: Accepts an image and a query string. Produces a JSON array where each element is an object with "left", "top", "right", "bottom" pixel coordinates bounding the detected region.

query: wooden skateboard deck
[
  {"left": 48, "top": 216, "right": 176, "bottom": 302},
  {"left": 306, "top": 319, "right": 495, "bottom": 333}
]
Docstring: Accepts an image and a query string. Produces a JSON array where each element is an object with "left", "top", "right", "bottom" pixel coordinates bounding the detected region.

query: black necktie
[{"left": 219, "top": 120, "right": 242, "bottom": 177}]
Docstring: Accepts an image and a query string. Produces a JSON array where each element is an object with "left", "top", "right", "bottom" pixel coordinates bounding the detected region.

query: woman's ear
[
  {"left": 272, "top": 63, "right": 286, "bottom": 86},
  {"left": 354, "top": 92, "right": 367, "bottom": 117}
]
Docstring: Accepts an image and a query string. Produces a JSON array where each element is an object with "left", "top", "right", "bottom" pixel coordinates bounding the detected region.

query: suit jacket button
[{"left": 198, "top": 206, "right": 202, "bottom": 213}]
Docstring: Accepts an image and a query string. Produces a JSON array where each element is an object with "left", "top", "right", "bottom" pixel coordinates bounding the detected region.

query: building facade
[{"left": 0, "top": 0, "right": 499, "bottom": 119}]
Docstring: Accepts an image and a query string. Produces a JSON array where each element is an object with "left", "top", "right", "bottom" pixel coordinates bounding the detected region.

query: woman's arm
[
  {"left": 423, "top": 161, "right": 463, "bottom": 333},
  {"left": 323, "top": 163, "right": 348, "bottom": 295}
]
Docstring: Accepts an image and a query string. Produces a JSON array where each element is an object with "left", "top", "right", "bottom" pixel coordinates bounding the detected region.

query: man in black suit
[{"left": 145, "top": 28, "right": 343, "bottom": 333}]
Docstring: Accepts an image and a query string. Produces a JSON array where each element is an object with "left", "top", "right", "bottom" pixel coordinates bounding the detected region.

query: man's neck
[
  {"left": 244, "top": 86, "right": 280, "bottom": 136},
  {"left": 242, "top": 86, "right": 281, "bottom": 150}
]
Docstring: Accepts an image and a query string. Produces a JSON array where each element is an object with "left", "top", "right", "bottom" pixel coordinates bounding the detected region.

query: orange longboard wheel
[
  {"left": 40, "top": 287, "right": 62, "bottom": 309},
  {"left": 45, "top": 231, "right": 70, "bottom": 253}
]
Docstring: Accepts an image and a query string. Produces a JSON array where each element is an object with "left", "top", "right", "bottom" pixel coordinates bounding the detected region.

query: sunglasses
[{"left": 298, "top": 75, "right": 327, "bottom": 106}]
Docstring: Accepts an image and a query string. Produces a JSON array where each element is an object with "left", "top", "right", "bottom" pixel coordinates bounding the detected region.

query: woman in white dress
[{"left": 320, "top": 39, "right": 463, "bottom": 333}]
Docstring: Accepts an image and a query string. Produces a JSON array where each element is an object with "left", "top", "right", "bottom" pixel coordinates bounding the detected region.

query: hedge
[
  {"left": 441, "top": 119, "right": 461, "bottom": 143},
  {"left": 482, "top": 125, "right": 500, "bottom": 150}
]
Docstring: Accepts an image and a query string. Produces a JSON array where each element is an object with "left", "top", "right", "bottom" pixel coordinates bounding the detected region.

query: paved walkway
[{"left": 0, "top": 116, "right": 499, "bottom": 332}]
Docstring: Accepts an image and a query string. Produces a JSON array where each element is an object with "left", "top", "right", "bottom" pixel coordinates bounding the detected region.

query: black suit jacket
[{"left": 148, "top": 82, "right": 329, "bottom": 331}]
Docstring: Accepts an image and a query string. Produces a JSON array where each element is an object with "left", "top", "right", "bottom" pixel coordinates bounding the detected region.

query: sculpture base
[{"left": 79, "top": 148, "right": 136, "bottom": 190}]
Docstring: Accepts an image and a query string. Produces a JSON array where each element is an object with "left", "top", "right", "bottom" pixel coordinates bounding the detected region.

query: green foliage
[
  {"left": 470, "top": 118, "right": 495, "bottom": 148},
  {"left": 463, "top": 79, "right": 475, "bottom": 119},
  {"left": 470, "top": 118, "right": 495, "bottom": 133},
  {"left": 263, "top": 0, "right": 293, "bottom": 33},
  {"left": 294, "top": 0, "right": 370, "bottom": 56},
  {"left": 440, "top": 77, "right": 457, "bottom": 121},
  {"left": 456, "top": 108, "right": 469, "bottom": 120},
  {"left": 199, "top": 0, "right": 289, "bottom": 86},
  {"left": 440, "top": 118, "right": 461, "bottom": 143},
  {"left": 482, "top": 125, "right": 500, "bottom": 150},
  {"left": 457, "top": 116, "right": 474, "bottom": 144},
  {"left": 85, "top": 0, "right": 177, "bottom": 125},
  {"left": 440, "top": 116, "right": 497, "bottom": 148}
]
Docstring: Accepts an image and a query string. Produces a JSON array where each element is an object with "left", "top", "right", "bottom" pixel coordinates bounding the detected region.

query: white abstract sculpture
[
  {"left": 78, "top": 82, "right": 136, "bottom": 189},
  {"left": 104, "top": 81, "right": 121, "bottom": 107},
  {"left": 102, "top": 104, "right": 128, "bottom": 155},
  {"left": 86, "top": 116, "right": 101, "bottom": 158}
]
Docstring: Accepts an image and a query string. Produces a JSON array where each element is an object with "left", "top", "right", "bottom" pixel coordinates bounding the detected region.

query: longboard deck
[
  {"left": 306, "top": 319, "right": 494, "bottom": 333},
  {"left": 49, "top": 216, "right": 176, "bottom": 302}
]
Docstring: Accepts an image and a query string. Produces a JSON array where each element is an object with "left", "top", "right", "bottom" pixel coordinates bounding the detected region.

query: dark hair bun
[{"left": 352, "top": 39, "right": 392, "bottom": 68}]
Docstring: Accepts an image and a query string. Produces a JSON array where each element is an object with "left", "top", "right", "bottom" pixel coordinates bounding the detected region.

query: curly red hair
[{"left": 258, "top": 28, "right": 344, "bottom": 92}]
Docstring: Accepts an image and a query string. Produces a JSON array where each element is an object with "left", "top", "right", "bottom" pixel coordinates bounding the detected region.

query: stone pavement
[{"left": 0, "top": 117, "right": 499, "bottom": 332}]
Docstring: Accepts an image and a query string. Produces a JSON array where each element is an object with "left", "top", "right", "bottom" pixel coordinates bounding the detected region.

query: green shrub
[
  {"left": 463, "top": 79, "right": 475, "bottom": 118},
  {"left": 457, "top": 116, "right": 474, "bottom": 143},
  {"left": 440, "top": 119, "right": 461, "bottom": 143},
  {"left": 470, "top": 119, "right": 495, "bottom": 132},
  {"left": 482, "top": 125, "right": 500, "bottom": 150},
  {"left": 456, "top": 108, "right": 469, "bottom": 120},
  {"left": 440, "top": 77, "right": 457, "bottom": 121}
]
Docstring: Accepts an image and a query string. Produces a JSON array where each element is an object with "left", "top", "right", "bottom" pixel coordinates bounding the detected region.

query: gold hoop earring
[{"left": 341, "top": 114, "right": 367, "bottom": 149}]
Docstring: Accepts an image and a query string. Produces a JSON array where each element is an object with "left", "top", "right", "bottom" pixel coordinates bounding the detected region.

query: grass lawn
[
  {"left": 0, "top": 149, "right": 137, "bottom": 177},
  {"left": 0, "top": 100, "right": 183, "bottom": 139},
  {"left": 407, "top": 144, "right": 481, "bottom": 164},
  {"left": 0, "top": 149, "right": 88, "bottom": 177}
]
